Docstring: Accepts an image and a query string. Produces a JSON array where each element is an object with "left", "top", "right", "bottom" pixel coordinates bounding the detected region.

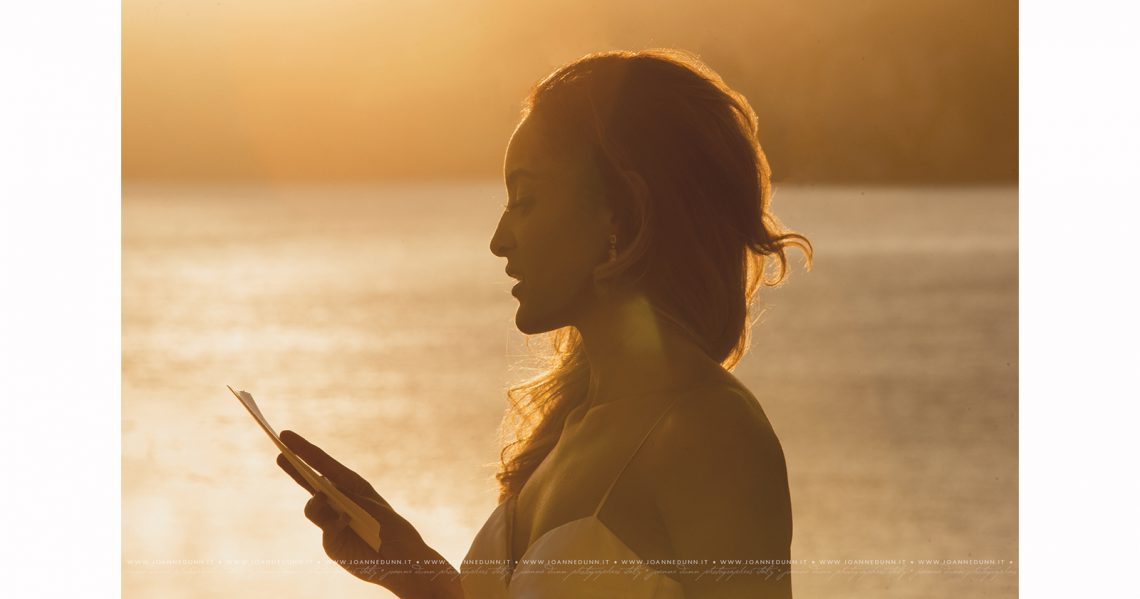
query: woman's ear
[
  {"left": 619, "top": 169, "right": 649, "bottom": 222},
  {"left": 611, "top": 169, "right": 647, "bottom": 229},
  {"left": 609, "top": 168, "right": 649, "bottom": 238},
  {"left": 621, "top": 169, "right": 649, "bottom": 206}
]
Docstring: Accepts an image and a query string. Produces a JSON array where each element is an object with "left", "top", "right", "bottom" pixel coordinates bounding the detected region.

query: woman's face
[{"left": 489, "top": 116, "right": 614, "bottom": 335}]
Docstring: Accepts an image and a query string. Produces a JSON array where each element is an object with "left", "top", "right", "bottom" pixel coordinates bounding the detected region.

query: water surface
[{"left": 123, "top": 183, "right": 1018, "bottom": 598}]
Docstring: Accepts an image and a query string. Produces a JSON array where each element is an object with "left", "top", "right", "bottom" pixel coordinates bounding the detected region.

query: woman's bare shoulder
[
  {"left": 651, "top": 374, "right": 786, "bottom": 471},
  {"left": 644, "top": 375, "right": 793, "bottom": 560}
]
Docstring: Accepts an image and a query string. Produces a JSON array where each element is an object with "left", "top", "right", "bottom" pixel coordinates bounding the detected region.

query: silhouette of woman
[{"left": 277, "top": 48, "right": 812, "bottom": 599}]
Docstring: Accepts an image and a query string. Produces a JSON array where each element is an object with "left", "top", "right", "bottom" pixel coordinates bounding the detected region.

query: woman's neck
[{"left": 574, "top": 293, "right": 720, "bottom": 410}]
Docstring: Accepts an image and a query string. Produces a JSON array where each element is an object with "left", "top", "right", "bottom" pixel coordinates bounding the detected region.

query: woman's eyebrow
[{"left": 505, "top": 168, "right": 543, "bottom": 190}]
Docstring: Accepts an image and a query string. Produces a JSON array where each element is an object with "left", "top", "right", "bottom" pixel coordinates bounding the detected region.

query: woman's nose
[{"left": 489, "top": 213, "right": 514, "bottom": 257}]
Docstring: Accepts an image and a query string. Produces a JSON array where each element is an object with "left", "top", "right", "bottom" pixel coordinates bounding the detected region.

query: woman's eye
[{"left": 505, "top": 198, "right": 534, "bottom": 213}]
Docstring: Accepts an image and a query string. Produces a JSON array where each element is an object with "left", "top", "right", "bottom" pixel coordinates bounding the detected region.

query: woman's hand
[{"left": 276, "top": 430, "right": 464, "bottom": 599}]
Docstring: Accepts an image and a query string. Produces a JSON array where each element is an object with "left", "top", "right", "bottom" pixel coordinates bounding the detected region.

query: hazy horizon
[{"left": 123, "top": 0, "right": 1017, "bottom": 184}]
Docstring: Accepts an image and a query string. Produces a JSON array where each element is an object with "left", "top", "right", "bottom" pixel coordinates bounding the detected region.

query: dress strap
[{"left": 592, "top": 393, "right": 687, "bottom": 517}]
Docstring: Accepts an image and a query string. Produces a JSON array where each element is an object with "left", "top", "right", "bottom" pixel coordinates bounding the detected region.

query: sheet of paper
[{"left": 227, "top": 385, "right": 382, "bottom": 552}]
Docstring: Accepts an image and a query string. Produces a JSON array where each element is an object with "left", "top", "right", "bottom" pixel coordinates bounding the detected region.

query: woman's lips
[{"left": 511, "top": 281, "right": 522, "bottom": 296}]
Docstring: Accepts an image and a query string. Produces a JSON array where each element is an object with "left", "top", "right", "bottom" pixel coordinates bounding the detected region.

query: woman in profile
[{"left": 277, "top": 48, "right": 812, "bottom": 599}]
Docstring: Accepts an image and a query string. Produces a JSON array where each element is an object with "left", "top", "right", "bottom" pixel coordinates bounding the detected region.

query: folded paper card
[{"left": 227, "top": 385, "right": 382, "bottom": 552}]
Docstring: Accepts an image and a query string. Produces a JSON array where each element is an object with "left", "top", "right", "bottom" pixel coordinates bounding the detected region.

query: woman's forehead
[
  {"left": 508, "top": 122, "right": 606, "bottom": 197},
  {"left": 504, "top": 119, "right": 556, "bottom": 178},
  {"left": 504, "top": 117, "right": 594, "bottom": 188}
]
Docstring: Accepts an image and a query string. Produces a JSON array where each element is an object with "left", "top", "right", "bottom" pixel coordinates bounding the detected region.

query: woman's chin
[
  {"left": 514, "top": 311, "right": 542, "bottom": 335},
  {"left": 514, "top": 306, "right": 558, "bottom": 336}
]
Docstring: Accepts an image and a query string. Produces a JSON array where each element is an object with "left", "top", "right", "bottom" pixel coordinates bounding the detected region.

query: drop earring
[{"left": 608, "top": 233, "right": 617, "bottom": 262}]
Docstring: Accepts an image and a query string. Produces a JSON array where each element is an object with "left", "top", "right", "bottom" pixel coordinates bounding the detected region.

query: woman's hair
[{"left": 494, "top": 48, "right": 812, "bottom": 502}]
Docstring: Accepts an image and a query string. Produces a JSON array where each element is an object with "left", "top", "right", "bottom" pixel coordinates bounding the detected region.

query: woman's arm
[{"left": 649, "top": 386, "right": 794, "bottom": 599}]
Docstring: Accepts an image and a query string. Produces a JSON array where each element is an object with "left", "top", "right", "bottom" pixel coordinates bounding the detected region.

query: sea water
[{"left": 122, "top": 183, "right": 1017, "bottom": 598}]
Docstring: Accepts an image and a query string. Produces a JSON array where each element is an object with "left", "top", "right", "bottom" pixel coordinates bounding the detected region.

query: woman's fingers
[
  {"left": 277, "top": 453, "right": 317, "bottom": 494},
  {"left": 304, "top": 492, "right": 349, "bottom": 531},
  {"left": 280, "top": 430, "right": 375, "bottom": 497}
]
